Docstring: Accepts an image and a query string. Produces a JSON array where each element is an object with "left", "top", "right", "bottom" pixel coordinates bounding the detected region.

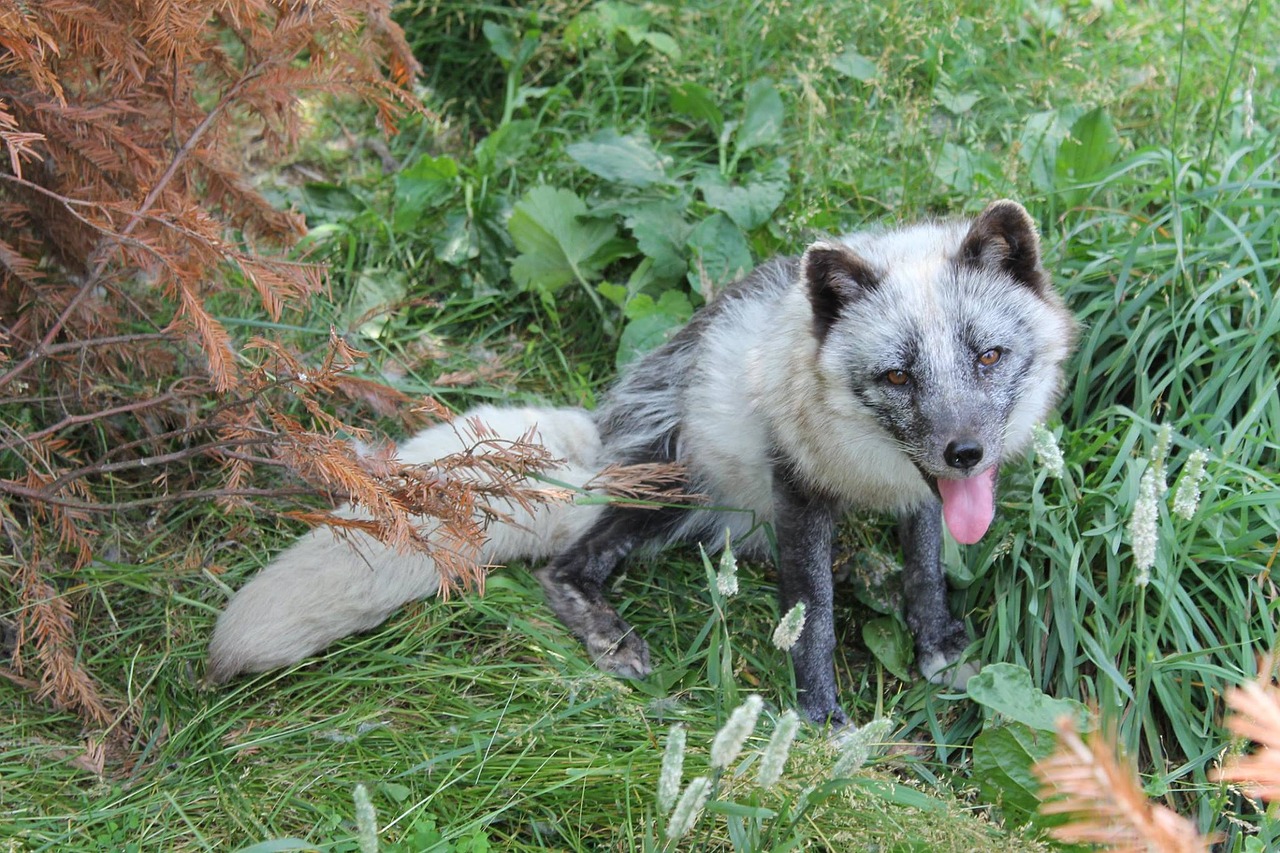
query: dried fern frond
[{"left": 1034, "top": 716, "right": 1210, "bottom": 853}]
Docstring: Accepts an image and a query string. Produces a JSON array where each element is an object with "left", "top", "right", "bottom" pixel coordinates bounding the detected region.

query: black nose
[{"left": 945, "top": 439, "right": 984, "bottom": 469}]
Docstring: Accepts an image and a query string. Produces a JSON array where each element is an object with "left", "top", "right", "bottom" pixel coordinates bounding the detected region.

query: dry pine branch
[{"left": 0, "top": 0, "right": 446, "bottom": 744}]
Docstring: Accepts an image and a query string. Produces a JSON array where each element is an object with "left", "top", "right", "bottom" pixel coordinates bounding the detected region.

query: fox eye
[
  {"left": 978, "top": 348, "right": 1002, "bottom": 367},
  {"left": 884, "top": 369, "right": 910, "bottom": 386}
]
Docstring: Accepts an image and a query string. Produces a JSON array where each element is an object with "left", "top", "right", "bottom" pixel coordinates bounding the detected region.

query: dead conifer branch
[
  {"left": 0, "top": 0, "right": 439, "bottom": 736},
  {"left": 275, "top": 419, "right": 572, "bottom": 596},
  {"left": 7, "top": 555, "right": 115, "bottom": 731}
]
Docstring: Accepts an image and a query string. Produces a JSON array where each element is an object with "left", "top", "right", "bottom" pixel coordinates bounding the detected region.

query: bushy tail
[{"left": 205, "top": 406, "right": 605, "bottom": 684}]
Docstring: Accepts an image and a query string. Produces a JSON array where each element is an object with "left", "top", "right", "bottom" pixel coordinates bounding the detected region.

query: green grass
[
  {"left": 5, "top": 547, "right": 1049, "bottom": 851},
  {"left": 5, "top": 0, "right": 1279, "bottom": 849}
]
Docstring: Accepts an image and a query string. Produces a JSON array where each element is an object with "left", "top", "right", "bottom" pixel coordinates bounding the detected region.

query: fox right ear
[
  {"left": 958, "top": 200, "right": 1049, "bottom": 294},
  {"left": 802, "top": 242, "right": 880, "bottom": 341}
]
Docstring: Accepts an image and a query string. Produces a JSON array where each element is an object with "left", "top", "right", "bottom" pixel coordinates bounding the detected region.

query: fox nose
[{"left": 945, "top": 439, "right": 984, "bottom": 469}]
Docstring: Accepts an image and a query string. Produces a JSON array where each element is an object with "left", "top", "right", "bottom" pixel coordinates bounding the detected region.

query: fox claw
[
  {"left": 590, "top": 628, "right": 651, "bottom": 679},
  {"left": 920, "top": 652, "right": 981, "bottom": 690}
]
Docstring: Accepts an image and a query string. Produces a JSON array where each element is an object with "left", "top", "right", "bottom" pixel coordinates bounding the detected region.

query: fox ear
[
  {"left": 802, "top": 242, "right": 881, "bottom": 340},
  {"left": 958, "top": 200, "right": 1048, "bottom": 293}
]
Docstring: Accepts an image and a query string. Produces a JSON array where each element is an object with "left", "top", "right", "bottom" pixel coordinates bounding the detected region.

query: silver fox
[{"left": 207, "top": 199, "right": 1076, "bottom": 725}]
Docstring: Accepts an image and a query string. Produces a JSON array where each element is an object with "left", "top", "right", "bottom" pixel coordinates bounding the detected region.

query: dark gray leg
[
  {"left": 535, "top": 506, "right": 679, "bottom": 679},
  {"left": 773, "top": 468, "right": 848, "bottom": 727},
  {"left": 898, "top": 499, "right": 975, "bottom": 687}
]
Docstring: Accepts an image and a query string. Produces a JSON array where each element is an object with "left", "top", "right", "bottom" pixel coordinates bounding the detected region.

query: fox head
[{"left": 801, "top": 200, "right": 1077, "bottom": 541}]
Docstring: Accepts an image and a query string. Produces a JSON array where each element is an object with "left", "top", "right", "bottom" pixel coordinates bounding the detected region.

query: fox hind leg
[{"left": 535, "top": 506, "right": 681, "bottom": 679}]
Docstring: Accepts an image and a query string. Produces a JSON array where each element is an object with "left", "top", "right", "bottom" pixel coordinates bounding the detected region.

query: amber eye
[
  {"left": 978, "top": 348, "right": 1002, "bottom": 367},
  {"left": 885, "top": 369, "right": 910, "bottom": 386}
]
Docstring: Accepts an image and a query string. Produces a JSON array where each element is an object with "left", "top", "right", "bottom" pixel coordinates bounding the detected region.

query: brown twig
[
  {"left": 0, "top": 388, "right": 182, "bottom": 450},
  {"left": 0, "top": 480, "right": 318, "bottom": 512},
  {"left": 30, "top": 435, "right": 281, "bottom": 497}
]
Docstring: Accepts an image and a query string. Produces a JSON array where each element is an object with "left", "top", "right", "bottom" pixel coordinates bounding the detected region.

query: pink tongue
[{"left": 936, "top": 468, "right": 997, "bottom": 545}]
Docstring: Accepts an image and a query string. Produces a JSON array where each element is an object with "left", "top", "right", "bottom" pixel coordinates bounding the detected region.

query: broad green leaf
[
  {"left": 934, "top": 84, "right": 981, "bottom": 115},
  {"left": 624, "top": 288, "right": 693, "bottom": 322},
  {"left": 567, "top": 3, "right": 679, "bottom": 58},
  {"left": 509, "top": 85, "right": 552, "bottom": 113},
  {"left": 475, "top": 119, "right": 536, "bottom": 175},
  {"left": 861, "top": 617, "right": 914, "bottom": 682},
  {"left": 736, "top": 79, "right": 784, "bottom": 154},
  {"left": 845, "top": 551, "right": 902, "bottom": 615},
  {"left": 433, "top": 210, "right": 478, "bottom": 267},
  {"left": 300, "top": 182, "right": 366, "bottom": 220},
  {"left": 620, "top": 256, "right": 665, "bottom": 300},
  {"left": 587, "top": 235, "right": 640, "bottom": 270},
  {"left": 831, "top": 46, "right": 878, "bottom": 82},
  {"left": 841, "top": 776, "right": 954, "bottom": 813},
  {"left": 616, "top": 311, "right": 686, "bottom": 367},
  {"left": 617, "top": 291, "right": 691, "bottom": 367},
  {"left": 972, "top": 723, "right": 1055, "bottom": 825},
  {"left": 563, "top": 8, "right": 602, "bottom": 47},
  {"left": 941, "top": 533, "right": 973, "bottom": 585},
  {"left": 933, "top": 142, "right": 968, "bottom": 190},
  {"left": 966, "top": 663, "right": 1090, "bottom": 732},
  {"left": 566, "top": 129, "right": 671, "bottom": 188},
  {"left": 508, "top": 186, "right": 618, "bottom": 295},
  {"left": 349, "top": 270, "right": 406, "bottom": 339},
  {"left": 1055, "top": 106, "right": 1121, "bottom": 200},
  {"left": 638, "top": 31, "right": 681, "bottom": 59},
  {"left": 467, "top": 197, "right": 517, "bottom": 293},
  {"left": 483, "top": 21, "right": 537, "bottom": 68},
  {"left": 694, "top": 158, "right": 789, "bottom": 230},
  {"left": 1017, "top": 108, "right": 1083, "bottom": 193},
  {"left": 594, "top": 1, "right": 651, "bottom": 34},
  {"left": 482, "top": 20, "right": 517, "bottom": 63},
  {"left": 704, "top": 800, "right": 778, "bottom": 819},
  {"left": 686, "top": 213, "right": 752, "bottom": 298},
  {"left": 669, "top": 82, "right": 724, "bottom": 131},
  {"left": 718, "top": 118, "right": 739, "bottom": 154},
  {"left": 933, "top": 142, "right": 999, "bottom": 192},
  {"left": 393, "top": 154, "right": 458, "bottom": 233},
  {"left": 456, "top": 830, "right": 492, "bottom": 853},
  {"left": 602, "top": 3, "right": 680, "bottom": 58},
  {"left": 597, "top": 280, "right": 627, "bottom": 307},
  {"left": 380, "top": 781, "right": 412, "bottom": 803},
  {"left": 622, "top": 199, "right": 692, "bottom": 282}
]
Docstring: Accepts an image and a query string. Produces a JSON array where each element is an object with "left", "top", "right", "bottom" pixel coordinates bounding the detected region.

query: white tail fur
[{"left": 205, "top": 406, "right": 606, "bottom": 683}]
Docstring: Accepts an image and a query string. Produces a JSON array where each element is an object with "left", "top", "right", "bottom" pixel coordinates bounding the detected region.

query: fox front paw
[
  {"left": 916, "top": 621, "right": 979, "bottom": 690},
  {"left": 919, "top": 652, "right": 981, "bottom": 690}
]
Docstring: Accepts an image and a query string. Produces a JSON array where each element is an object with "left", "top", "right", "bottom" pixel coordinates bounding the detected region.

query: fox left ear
[{"left": 959, "top": 200, "right": 1049, "bottom": 294}]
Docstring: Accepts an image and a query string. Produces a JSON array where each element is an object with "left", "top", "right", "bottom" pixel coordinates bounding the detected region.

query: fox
[{"left": 207, "top": 199, "right": 1076, "bottom": 726}]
